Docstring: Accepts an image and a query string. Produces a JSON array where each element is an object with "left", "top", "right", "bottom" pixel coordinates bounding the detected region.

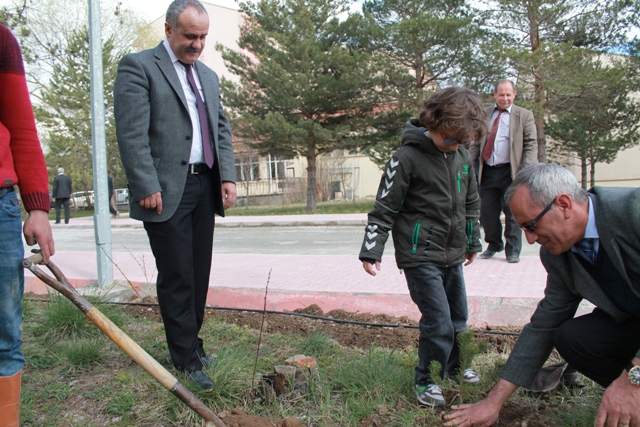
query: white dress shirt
[
  {"left": 485, "top": 104, "right": 512, "bottom": 166},
  {"left": 163, "top": 39, "right": 205, "bottom": 165}
]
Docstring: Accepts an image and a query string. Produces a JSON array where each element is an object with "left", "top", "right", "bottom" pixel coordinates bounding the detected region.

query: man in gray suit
[
  {"left": 114, "top": 0, "right": 236, "bottom": 390},
  {"left": 52, "top": 167, "right": 72, "bottom": 224},
  {"left": 445, "top": 164, "right": 640, "bottom": 427},
  {"left": 469, "top": 80, "right": 537, "bottom": 263}
]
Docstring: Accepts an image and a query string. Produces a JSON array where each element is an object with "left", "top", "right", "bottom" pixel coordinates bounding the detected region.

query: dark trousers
[
  {"left": 553, "top": 309, "right": 640, "bottom": 387},
  {"left": 479, "top": 164, "right": 521, "bottom": 256},
  {"left": 404, "top": 264, "right": 468, "bottom": 384},
  {"left": 54, "top": 198, "right": 70, "bottom": 223},
  {"left": 109, "top": 195, "right": 118, "bottom": 216},
  {"left": 144, "top": 170, "right": 216, "bottom": 372}
]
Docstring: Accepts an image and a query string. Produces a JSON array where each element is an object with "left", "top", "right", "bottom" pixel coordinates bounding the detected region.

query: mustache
[{"left": 185, "top": 47, "right": 202, "bottom": 53}]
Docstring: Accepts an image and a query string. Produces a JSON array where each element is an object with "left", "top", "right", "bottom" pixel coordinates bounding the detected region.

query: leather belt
[
  {"left": 486, "top": 163, "right": 510, "bottom": 168},
  {"left": 188, "top": 163, "right": 209, "bottom": 174}
]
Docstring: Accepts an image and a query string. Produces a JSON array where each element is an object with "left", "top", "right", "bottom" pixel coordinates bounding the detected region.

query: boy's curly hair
[{"left": 419, "top": 87, "right": 488, "bottom": 146}]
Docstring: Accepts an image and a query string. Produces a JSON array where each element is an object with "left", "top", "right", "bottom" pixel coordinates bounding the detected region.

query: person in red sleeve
[{"left": 0, "top": 23, "right": 55, "bottom": 427}]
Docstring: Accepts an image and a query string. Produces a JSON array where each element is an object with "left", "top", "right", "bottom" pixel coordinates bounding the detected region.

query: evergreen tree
[
  {"left": 546, "top": 54, "right": 640, "bottom": 188},
  {"left": 482, "top": 0, "right": 640, "bottom": 162},
  {"left": 34, "top": 27, "right": 123, "bottom": 197},
  {"left": 7, "top": 0, "right": 147, "bottom": 190},
  {"left": 0, "top": 1, "right": 27, "bottom": 31},
  {"left": 353, "top": 0, "right": 505, "bottom": 166},
  {"left": 218, "top": 0, "right": 382, "bottom": 211}
]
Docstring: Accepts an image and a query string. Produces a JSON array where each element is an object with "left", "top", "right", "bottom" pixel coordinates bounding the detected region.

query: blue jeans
[
  {"left": 0, "top": 188, "right": 25, "bottom": 376},
  {"left": 404, "top": 263, "right": 468, "bottom": 385}
]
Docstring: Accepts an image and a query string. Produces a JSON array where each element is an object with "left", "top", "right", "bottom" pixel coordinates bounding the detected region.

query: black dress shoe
[
  {"left": 507, "top": 255, "right": 520, "bottom": 263},
  {"left": 479, "top": 250, "right": 497, "bottom": 259},
  {"left": 201, "top": 355, "right": 211, "bottom": 368},
  {"left": 189, "top": 370, "right": 215, "bottom": 391},
  {"left": 201, "top": 354, "right": 217, "bottom": 368}
]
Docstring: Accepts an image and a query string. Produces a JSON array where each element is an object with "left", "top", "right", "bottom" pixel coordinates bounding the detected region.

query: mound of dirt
[{"left": 125, "top": 301, "right": 521, "bottom": 352}]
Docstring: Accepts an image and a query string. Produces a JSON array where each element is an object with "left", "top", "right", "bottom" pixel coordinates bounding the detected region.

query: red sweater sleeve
[{"left": 0, "top": 24, "right": 50, "bottom": 212}]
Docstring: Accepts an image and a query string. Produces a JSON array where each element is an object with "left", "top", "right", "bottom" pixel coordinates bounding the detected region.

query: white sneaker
[
  {"left": 414, "top": 383, "right": 445, "bottom": 407},
  {"left": 462, "top": 368, "right": 481, "bottom": 384}
]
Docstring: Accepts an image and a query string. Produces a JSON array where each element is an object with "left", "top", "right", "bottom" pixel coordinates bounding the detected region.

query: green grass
[
  {"left": 226, "top": 199, "right": 375, "bottom": 216},
  {"left": 29, "top": 293, "right": 125, "bottom": 341},
  {"left": 57, "top": 338, "right": 106, "bottom": 366},
  {"left": 47, "top": 208, "right": 95, "bottom": 220},
  {"left": 19, "top": 299, "right": 605, "bottom": 427}
]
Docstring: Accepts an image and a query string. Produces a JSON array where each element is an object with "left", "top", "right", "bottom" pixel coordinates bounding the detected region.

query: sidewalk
[
  {"left": 47, "top": 212, "right": 370, "bottom": 228},
  {"left": 26, "top": 213, "right": 593, "bottom": 326}
]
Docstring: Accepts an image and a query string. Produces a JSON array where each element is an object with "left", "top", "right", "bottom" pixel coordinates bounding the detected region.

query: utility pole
[{"left": 88, "top": 0, "right": 113, "bottom": 286}]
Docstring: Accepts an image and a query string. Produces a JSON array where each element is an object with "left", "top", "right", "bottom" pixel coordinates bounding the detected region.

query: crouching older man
[{"left": 445, "top": 163, "right": 640, "bottom": 427}]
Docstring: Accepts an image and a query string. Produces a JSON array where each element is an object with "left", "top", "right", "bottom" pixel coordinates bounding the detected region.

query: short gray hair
[
  {"left": 505, "top": 163, "right": 588, "bottom": 207},
  {"left": 166, "top": 0, "right": 207, "bottom": 30},
  {"left": 58, "top": 167, "right": 64, "bottom": 174}
]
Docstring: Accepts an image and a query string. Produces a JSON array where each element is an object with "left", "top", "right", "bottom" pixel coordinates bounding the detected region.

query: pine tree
[
  {"left": 353, "top": 0, "right": 504, "bottom": 166},
  {"left": 34, "top": 28, "right": 123, "bottom": 197},
  {"left": 482, "top": 0, "right": 640, "bottom": 162},
  {"left": 218, "top": 0, "right": 382, "bottom": 211},
  {"left": 546, "top": 54, "right": 640, "bottom": 188}
]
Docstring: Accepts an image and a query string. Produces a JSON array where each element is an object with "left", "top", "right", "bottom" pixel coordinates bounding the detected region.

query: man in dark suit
[
  {"left": 52, "top": 167, "right": 72, "bottom": 224},
  {"left": 469, "top": 80, "right": 537, "bottom": 263},
  {"left": 445, "top": 163, "right": 640, "bottom": 427},
  {"left": 114, "top": 0, "right": 237, "bottom": 390}
]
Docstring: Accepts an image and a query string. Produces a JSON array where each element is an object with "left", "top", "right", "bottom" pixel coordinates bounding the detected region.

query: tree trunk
[
  {"left": 529, "top": 6, "right": 547, "bottom": 163},
  {"left": 306, "top": 147, "right": 317, "bottom": 212},
  {"left": 534, "top": 111, "right": 546, "bottom": 163},
  {"left": 581, "top": 157, "right": 588, "bottom": 190},
  {"left": 590, "top": 162, "right": 596, "bottom": 189},
  {"left": 415, "top": 63, "right": 424, "bottom": 109}
]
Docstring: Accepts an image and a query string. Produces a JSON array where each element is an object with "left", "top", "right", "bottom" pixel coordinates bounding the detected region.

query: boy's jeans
[
  {"left": 404, "top": 263, "right": 468, "bottom": 385},
  {"left": 0, "top": 189, "right": 25, "bottom": 376}
]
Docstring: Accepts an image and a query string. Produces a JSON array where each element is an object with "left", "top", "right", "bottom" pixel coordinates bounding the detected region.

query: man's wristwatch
[{"left": 626, "top": 362, "right": 640, "bottom": 387}]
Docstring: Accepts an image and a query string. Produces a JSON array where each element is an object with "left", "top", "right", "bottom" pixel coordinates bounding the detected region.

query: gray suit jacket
[
  {"left": 52, "top": 174, "right": 72, "bottom": 198},
  {"left": 500, "top": 187, "right": 640, "bottom": 387},
  {"left": 469, "top": 104, "right": 538, "bottom": 182},
  {"left": 114, "top": 42, "right": 236, "bottom": 222}
]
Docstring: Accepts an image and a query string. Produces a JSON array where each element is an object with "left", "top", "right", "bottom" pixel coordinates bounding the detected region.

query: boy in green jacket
[{"left": 359, "top": 87, "right": 487, "bottom": 407}]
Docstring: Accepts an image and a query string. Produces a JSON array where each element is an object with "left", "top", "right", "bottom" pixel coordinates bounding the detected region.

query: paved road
[
  {"left": 39, "top": 226, "right": 368, "bottom": 255},
  {"left": 42, "top": 223, "right": 540, "bottom": 257}
]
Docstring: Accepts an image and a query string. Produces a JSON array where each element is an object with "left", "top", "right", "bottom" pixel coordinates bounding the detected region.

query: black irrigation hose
[{"left": 24, "top": 298, "right": 522, "bottom": 337}]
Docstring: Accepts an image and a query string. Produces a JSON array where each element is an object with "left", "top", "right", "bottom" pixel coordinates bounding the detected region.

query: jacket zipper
[
  {"left": 411, "top": 222, "right": 421, "bottom": 255},
  {"left": 457, "top": 171, "right": 461, "bottom": 193},
  {"left": 444, "top": 152, "right": 456, "bottom": 266}
]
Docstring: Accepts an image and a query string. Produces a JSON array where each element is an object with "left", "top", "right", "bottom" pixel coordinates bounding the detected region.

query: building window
[
  {"left": 266, "top": 155, "right": 293, "bottom": 181},
  {"left": 235, "top": 156, "right": 260, "bottom": 182}
]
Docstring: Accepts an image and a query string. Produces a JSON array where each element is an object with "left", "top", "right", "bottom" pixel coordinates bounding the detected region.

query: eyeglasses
[
  {"left": 520, "top": 197, "right": 556, "bottom": 232},
  {"left": 439, "top": 133, "right": 460, "bottom": 146}
]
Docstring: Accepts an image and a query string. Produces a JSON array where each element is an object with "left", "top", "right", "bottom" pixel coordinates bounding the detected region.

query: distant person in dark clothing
[
  {"left": 107, "top": 171, "right": 119, "bottom": 218},
  {"left": 52, "top": 167, "right": 72, "bottom": 224}
]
